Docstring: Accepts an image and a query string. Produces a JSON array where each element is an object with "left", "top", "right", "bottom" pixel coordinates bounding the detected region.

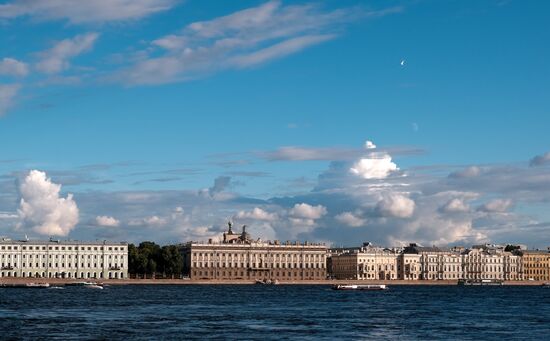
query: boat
[
  {"left": 542, "top": 283, "right": 550, "bottom": 287},
  {"left": 255, "top": 279, "right": 280, "bottom": 285},
  {"left": 458, "top": 279, "right": 503, "bottom": 286},
  {"left": 0, "top": 283, "right": 50, "bottom": 288},
  {"left": 84, "top": 284, "right": 104, "bottom": 289},
  {"left": 332, "top": 284, "right": 388, "bottom": 291}
]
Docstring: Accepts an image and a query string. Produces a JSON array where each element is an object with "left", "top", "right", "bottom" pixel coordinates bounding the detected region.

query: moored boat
[
  {"left": 458, "top": 279, "right": 503, "bottom": 286},
  {"left": 332, "top": 284, "right": 388, "bottom": 291},
  {"left": 0, "top": 283, "right": 50, "bottom": 288}
]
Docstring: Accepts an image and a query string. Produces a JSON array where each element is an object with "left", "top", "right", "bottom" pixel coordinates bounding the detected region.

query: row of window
[
  {"left": 193, "top": 262, "right": 325, "bottom": 269},
  {"left": 1, "top": 262, "right": 123, "bottom": 269},
  {"left": 0, "top": 245, "right": 125, "bottom": 251},
  {"left": 192, "top": 270, "right": 324, "bottom": 278},
  {"left": 1, "top": 254, "right": 122, "bottom": 259},
  {"left": 0, "top": 271, "right": 125, "bottom": 279},
  {"left": 193, "top": 252, "right": 325, "bottom": 259}
]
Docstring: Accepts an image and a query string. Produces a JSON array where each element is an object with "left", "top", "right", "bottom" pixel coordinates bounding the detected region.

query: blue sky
[{"left": 1, "top": 0, "right": 549, "bottom": 247}]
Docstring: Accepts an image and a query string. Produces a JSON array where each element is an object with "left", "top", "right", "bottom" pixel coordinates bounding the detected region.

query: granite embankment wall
[{"left": 0, "top": 278, "right": 547, "bottom": 286}]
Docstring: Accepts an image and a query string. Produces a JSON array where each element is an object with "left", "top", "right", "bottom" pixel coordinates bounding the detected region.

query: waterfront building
[
  {"left": 398, "top": 253, "right": 421, "bottom": 280},
  {"left": 0, "top": 238, "right": 128, "bottom": 279},
  {"left": 461, "top": 245, "right": 506, "bottom": 281},
  {"left": 180, "top": 223, "right": 327, "bottom": 281},
  {"left": 403, "top": 244, "right": 459, "bottom": 280},
  {"left": 330, "top": 243, "right": 399, "bottom": 280},
  {"left": 518, "top": 249, "right": 550, "bottom": 281}
]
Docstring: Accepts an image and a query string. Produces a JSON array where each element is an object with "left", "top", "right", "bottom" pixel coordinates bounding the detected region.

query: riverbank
[{"left": 0, "top": 278, "right": 547, "bottom": 286}]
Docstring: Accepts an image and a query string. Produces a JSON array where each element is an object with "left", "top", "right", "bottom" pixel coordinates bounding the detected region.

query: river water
[{"left": 1, "top": 285, "right": 549, "bottom": 340}]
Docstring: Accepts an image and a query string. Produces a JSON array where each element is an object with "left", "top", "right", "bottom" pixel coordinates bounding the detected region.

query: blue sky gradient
[{"left": 1, "top": 0, "right": 549, "bottom": 247}]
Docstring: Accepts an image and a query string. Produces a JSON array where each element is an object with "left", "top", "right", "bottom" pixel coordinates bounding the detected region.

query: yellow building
[{"left": 519, "top": 250, "right": 550, "bottom": 281}]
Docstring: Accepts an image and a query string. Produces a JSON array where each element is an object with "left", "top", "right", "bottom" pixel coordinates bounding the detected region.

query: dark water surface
[{"left": 1, "top": 285, "right": 549, "bottom": 340}]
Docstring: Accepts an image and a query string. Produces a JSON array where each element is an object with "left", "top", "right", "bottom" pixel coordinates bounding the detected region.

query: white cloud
[
  {"left": 0, "top": 0, "right": 176, "bottom": 24},
  {"left": 95, "top": 215, "right": 120, "bottom": 227},
  {"left": 0, "top": 84, "right": 20, "bottom": 116},
  {"left": 36, "top": 33, "right": 99, "bottom": 74},
  {"left": 376, "top": 193, "right": 415, "bottom": 218},
  {"left": 17, "top": 170, "right": 79, "bottom": 236},
  {"left": 335, "top": 211, "right": 365, "bottom": 227},
  {"left": 261, "top": 146, "right": 359, "bottom": 161},
  {"left": 350, "top": 153, "right": 399, "bottom": 179},
  {"left": 0, "top": 58, "right": 29, "bottom": 77},
  {"left": 477, "top": 199, "right": 513, "bottom": 213},
  {"left": 230, "top": 34, "right": 335, "bottom": 68},
  {"left": 117, "top": 1, "right": 398, "bottom": 85},
  {"left": 235, "top": 207, "right": 277, "bottom": 221},
  {"left": 440, "top": 198, "right": 470, "bottom": 213},
  {"left": 289, "top": 203, "right": 327, "bottom": 219},
  {"left": 365, "top": 140, "right": 377, "bottom": 149},
  {"left": 129, "top": 215, "right": 168, "bottom": 227}
]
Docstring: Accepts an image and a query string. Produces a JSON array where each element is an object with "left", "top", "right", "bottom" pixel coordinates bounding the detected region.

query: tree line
[{"left": 128, "top": 242, "right": 184, "bottom": 278}]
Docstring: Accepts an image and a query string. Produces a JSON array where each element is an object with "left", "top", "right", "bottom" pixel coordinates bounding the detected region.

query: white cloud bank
[{"left": 18, "top": 170, "right": 79, "bottom": 236}]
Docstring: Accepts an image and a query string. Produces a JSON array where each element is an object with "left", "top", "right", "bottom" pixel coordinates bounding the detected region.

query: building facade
[
  {"left": 461, "top": 245, "right": 522, "bottom": 281},
  {"left": 403, "top": 244, "right": 460, "bottom": 280},
  {"left": 330, "top": 243, "right": 399, "bottom": 280},
  {"left": 0, "top": 238, "right": 128, "bottom": 280},
  {"left": 519, "top": 250, "right": 550, "bottom": 281},
  {"left": 181, "top": 223, "right": 327, "bottom": 281}
]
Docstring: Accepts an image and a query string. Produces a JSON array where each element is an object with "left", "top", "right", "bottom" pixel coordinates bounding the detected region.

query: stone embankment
[{"left": 0, "top": 278, "right": 547, "bottom": 286}]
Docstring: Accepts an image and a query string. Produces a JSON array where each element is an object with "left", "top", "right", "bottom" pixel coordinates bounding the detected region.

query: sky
[{"left": 0, "top": 0, "right": 549, "bottom": 248}]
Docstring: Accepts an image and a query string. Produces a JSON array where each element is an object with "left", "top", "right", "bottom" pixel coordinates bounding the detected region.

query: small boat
[
  {"left": 48, "top": 286, "right": 64, "bottom": 290},
  {"left": 458, "top": 279, "right": 503, "bottom": 286},
  {"left": 332, "top": 284, "right": 388, "bottom": 291},
  {"left": 542, "top": 283, "right": 550, "bottom": 287},
  {"left": 84, "top": 284, "right": 104, "bottom": 289},
  {"left": 255, "top": 279, "right": 279, "bottom": 285},
  {"left": 0, "top": 283, "right": 50, "bottom": 288}
]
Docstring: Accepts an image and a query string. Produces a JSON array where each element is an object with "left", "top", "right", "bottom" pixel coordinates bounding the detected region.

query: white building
[
  {"left": 330, "top": 243, "right": 399, "bottom": 280},
  {"left": 0, "top": 238, "right": 128, "bottom": 280}
]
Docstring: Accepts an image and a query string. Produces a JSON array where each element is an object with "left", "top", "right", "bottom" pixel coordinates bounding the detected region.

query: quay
[{"left": 0, "top": 278, "right": 547, "bottom": 286}]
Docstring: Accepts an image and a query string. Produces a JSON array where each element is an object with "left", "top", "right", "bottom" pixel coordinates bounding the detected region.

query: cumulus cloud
[
  {"left": 530, "top": 152, "right": 550, "bottom": 167},
  {"left": 17, "top": 170, "right": 79, "bottom": 236},
  {"left": 350, "top": 153, "right": 399, "bottom": 179},
  {"left": 0, "top": 0, "right": 176, "bottom": 24},
  {"left": 0, "top": 84, "right": 20, "bottom": 116},
  {"left": 95, "top": 215, "right": 120, "bottom": 227},
  {"left": 376, "top": 193, "right": 415, "bottom": 218},
  {"left": 440, "top": 198, "right": 470, "bottom": 213},
  {"left": 35, "top": 33, "right": 99, "bottom": 74},
  {"left": 0, "top": 58, "right": 29, "bottom": 77},
  {"left": 289, "top": 203, "right": 327, "bottom": 219},
  {"left": 477, "top": 199, "right": 513, "bottom": 213},
  {"left": 235, "top": 207, "right": 277, "bottom": 221},
  {"left": 335, "top": 211, "right": 365, "bottom": 227}
]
